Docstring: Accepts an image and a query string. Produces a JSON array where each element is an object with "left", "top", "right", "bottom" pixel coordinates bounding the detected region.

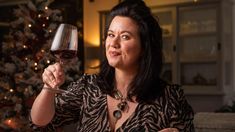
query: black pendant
[
  {"left": 117, "top": 101, "right": 128, "bottom": 111},
  {"left": 113, "top": 110, "right": 122, "bottom": 120}
]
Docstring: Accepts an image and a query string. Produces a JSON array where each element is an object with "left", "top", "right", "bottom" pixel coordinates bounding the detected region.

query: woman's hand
[
  {"left": 42, "top": 62, "right": 65, "bottom": 89},
  {"left": 159, "top": 128, "right": 179, "bottom": 132}
]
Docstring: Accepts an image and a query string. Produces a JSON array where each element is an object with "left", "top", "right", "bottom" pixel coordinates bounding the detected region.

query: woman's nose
[{"left": 110, "top": 37, "right": 120, "bottom": 48}]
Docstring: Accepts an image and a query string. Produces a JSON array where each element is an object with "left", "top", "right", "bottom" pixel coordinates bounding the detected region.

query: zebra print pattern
[{"left": 30, "top": 74, "right": 194, "bottom": 132}]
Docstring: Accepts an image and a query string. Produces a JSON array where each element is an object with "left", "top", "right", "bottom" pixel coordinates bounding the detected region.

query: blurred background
[{"left": 0, "top": 0, "right": 235, "bottom": 131}]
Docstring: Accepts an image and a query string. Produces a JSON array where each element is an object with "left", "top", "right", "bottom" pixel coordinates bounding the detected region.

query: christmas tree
[{"left": 0, "top": 0, "right": 81, "bottom": 131}]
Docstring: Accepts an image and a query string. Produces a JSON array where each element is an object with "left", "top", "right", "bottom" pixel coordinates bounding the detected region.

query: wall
[
  {"left": 232, "top": 0, "right": 235, "bottom": 105},
  {"left": 144, "top": 0, "right": 191, "bottom": 6},
  {"left": 84, "top": 0, "right": 118, "bottom": 73},
  {"left": 83, "top": 0, "right": 235, "bottom": 109},
  {"left": 83, "top": 0, "right": 192, "bottom": 73}
]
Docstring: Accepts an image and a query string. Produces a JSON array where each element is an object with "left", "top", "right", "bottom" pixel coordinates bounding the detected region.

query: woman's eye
[
  {"left": 121, "top": 35, "right": 130, "bottom": 40},
  {"left": 107, "top": 33, "right": 114, "bottom": 38}
]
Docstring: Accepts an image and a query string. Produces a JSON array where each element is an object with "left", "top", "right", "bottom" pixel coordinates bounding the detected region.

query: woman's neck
[{"left": 114, "top": 68, "right": 137, "bottom": 97}]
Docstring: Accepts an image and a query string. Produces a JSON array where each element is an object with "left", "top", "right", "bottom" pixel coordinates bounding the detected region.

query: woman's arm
[
  {"left": 169, "top": 85, "right": 195, "bottom": 132},
  {"left": 30, "top": 86, "right": 56, "bottom": 126},
  {"left": 30, "top": 63, "right": 65, "bottom": 126}
]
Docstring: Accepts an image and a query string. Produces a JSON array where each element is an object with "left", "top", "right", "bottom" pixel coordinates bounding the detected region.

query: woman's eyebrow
[{"left": 108, "top": 30, "right": 134, "bottom": 35}]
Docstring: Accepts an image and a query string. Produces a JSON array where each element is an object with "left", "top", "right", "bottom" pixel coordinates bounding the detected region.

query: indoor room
[{"left": 0, "top": 0, "right": 235, "bottom": 131}]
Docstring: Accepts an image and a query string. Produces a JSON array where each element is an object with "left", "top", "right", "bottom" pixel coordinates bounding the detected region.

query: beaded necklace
[{"left": 112, "top": 89, "right": 129, "bottom": 121}]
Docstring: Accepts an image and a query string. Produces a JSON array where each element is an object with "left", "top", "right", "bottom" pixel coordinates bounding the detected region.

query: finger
[
  {"left": 54, "top": 63, "right": 65, "bottom": 84},
  {"left": 48, "top": 64, "right": 57, "bottom": 72},
  {"left": 45, "top": 68, "right": 56, "bottom": 82},
  {"left": 42, "top": 63, "right": 64, "bottom": 88},
  {"left": 42, "top": 73, "right": 54, "bottom": 88},
  {"left": 42, "top": 68, "right": 56, "bottom": 88},
  {"left": 54, "top": 63, "right": 64, "bottom": 75}
]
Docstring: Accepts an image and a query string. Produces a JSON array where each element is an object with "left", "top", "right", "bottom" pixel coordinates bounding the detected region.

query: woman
[{"left": 30, "top": 0, "right": 194, "bottom": 131}]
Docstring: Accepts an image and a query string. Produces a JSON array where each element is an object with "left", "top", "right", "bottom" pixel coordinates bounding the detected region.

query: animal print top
[{"left": 30, "top": 74, "right": 195, "bottom": 132}]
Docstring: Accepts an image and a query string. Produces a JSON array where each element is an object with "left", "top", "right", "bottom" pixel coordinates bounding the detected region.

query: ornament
[
  {"left": 113, "top": 110, "right": 122, "bottom": 120},
  {"left": 112, "top": 89, "right": 129, "bottom": 121}
]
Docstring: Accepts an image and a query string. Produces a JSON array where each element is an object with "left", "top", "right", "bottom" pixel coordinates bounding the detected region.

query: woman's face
[{"left": 105, "top": 16, "right": 141, "bottom": 71}]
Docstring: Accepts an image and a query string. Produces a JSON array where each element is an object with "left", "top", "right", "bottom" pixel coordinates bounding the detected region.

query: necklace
[{"left": 112, "top": 89, "right": 129, "bottom": 121}]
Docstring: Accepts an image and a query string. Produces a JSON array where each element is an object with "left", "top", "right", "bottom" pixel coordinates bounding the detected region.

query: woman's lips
[{"left": 109, "top": 51, "right": 121, "bottom": 57}]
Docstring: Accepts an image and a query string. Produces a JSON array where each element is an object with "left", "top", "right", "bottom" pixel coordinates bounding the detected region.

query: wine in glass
[{"left": 46, "top": 23, "right": 78, "bottom": 93}]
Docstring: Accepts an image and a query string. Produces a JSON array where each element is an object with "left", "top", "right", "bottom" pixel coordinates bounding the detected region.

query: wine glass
[{"left": 45, "top": 23, "right": 78, "bottom": 94}]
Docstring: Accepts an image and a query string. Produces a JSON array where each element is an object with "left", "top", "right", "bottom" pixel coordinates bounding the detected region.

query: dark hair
[{"left": 98, "top": 0, "right": 165, "bottom": 103}]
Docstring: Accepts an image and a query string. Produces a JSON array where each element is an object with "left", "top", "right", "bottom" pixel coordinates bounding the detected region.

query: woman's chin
[{"left": 108, "top": 61, "right": 119, "bottom": 68}]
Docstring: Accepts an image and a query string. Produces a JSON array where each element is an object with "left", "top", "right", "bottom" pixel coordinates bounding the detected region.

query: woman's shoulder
[
  {"left": 67, "top": 74, "right": 100, "bottom": 92},
  {"left": 77, "top": 73, "right": 99, "bottom": 82},
  {"left": 165, "top": 82, "right": 182, "bottom": 92},
  {"left": 162, "top": 81, "right": 185, "bottom": 100},
  {"left": 153, "top": 81, "right": 190, "bottom": 108}
]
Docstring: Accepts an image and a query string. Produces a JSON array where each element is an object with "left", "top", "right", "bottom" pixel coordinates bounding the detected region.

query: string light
[
  {"left": 34, "top": 62, "right": 38, "bottom": 71},
  {"left": 49, "top": 29, "right": 52, "bottom": 33},
  {"left": 7, "top": 119, "right": 12, "bottom": 124},
  {"left": 38, "top": 14, "right": 41, "bottom": 18},
  {"left": 10, "top": 89, "right": 14, "bottom": 92},
  {"left": 28, "top": 24, "right": 32, "bottom": 28},
  {"left": 45, "top": 6, "right": 48, "bottom": 10},
  {"left": 3, "top": 118, "right": 18, "bottom": 129},
  {"left": 47, "top": 60, "right": 50, "bottom": 64},
  {"left": 42, "top": 24, "right": 46, "bottom": 27},
  {"left": 24, "top": 88, "right": 28, "bottom": 92},
  {"left": 25, "top": 57, "right": 28, "bottom": 61},
  {"left": 23, "top": 45, "right": 27, "bottom": 48},
  {"left": 46, "top": 17, "right": 49, "bottom": 20}
]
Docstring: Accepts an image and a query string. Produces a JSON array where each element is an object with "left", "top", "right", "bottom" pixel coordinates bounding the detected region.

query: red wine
[{"left": 51, "top": 50, "right": 77, "bottom": 60}]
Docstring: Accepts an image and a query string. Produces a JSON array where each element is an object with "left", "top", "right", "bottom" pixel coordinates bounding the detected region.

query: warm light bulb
[
  {"left": 38, "top": 14, "right": 41, "bottom": 18},
  {"left": 24, "top": 88, "right": 28, "bottom": 92},
  {"left": 7, "top": 119, "right": 12, "bottom": 124},
  {"left": 25, "top": 57, "right": 28, "bottom": 61},
  {"left": 41, "top": 49, "right": 45, "bottom": 52},
  {"left": 23, "top": 45, "right": 27, "bottom": 48},
  {"left": 35, "top": 67, "right": 38, "bottom": 70},
  {"left": 47, "top": 60, "right": 50, "bottom": 64},
  {"left": 49, "top": 29, "right": 52, "bottom": 33},
  {"left": 42, "top": 24, "right": 46, "bottom": 27},
  {"left": 4, "top": 118, "right": 17, "bottom": 129},
  {"left": 10, "top": 89, "right": 14, "bottom": 92},
  {"left": 28, "top": 24, "right": 32, "bottom": 27},
  {"left": 46, "top": 17, "right": 49, "bottom": 20},
  {"left": 45, "top": 6, "right": 48, "bottom": 10},
  {"left": 34, "top": 62, "right": 38, "bottom": 66}
]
